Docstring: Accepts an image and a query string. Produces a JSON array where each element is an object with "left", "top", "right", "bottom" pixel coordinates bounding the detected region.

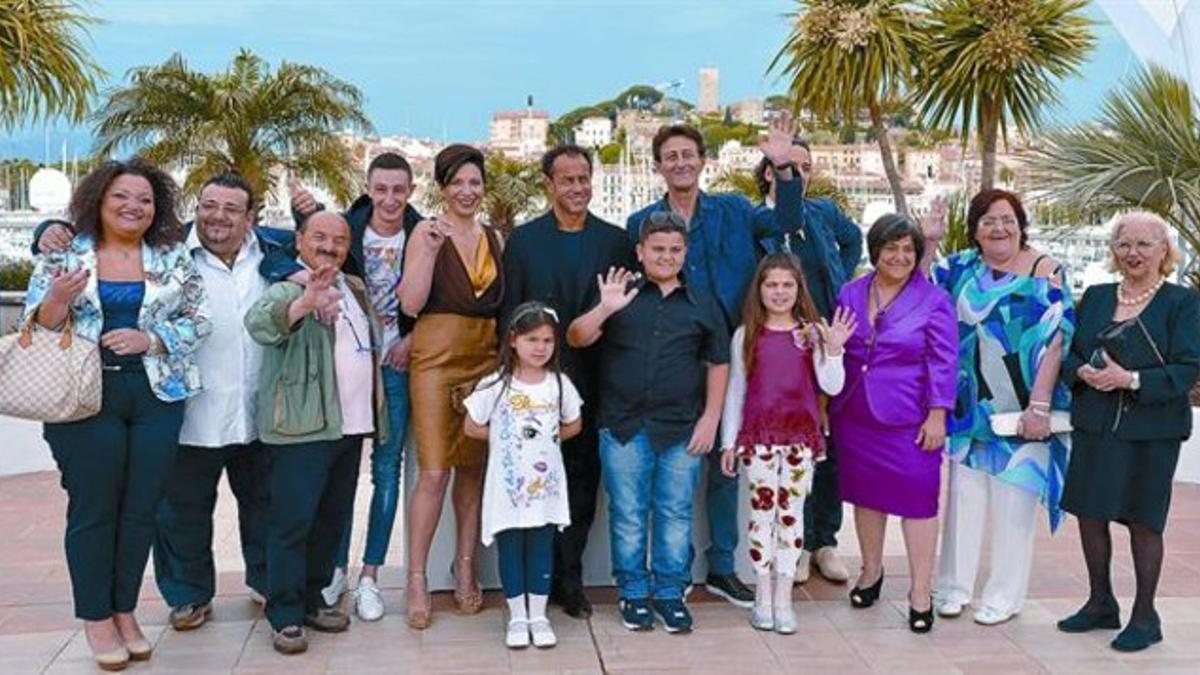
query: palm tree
[
  {"left": 421, "top": 153, "right": 546, "bottom": 241},
  {"left": 770, "top": 0, "right": 924, "bottom": 213},
  {"left": 1029, "top": 64, "right": 1200, "bottom": 256},
  {"left": 91, "top": 49, "right": 372, "bottom": 205},
  {"left": 710, "top": 165, "right": 853, "bottom": 214},
  {"left": 913, "top": 0, "right": 1094, "bottom": 191},
  {"left": 0, "top": 0, "right": 102, "bottom": 129}
]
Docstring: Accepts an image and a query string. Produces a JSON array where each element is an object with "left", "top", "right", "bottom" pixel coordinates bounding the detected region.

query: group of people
[{"left": 21, "top": 113, "right": 1198, "bottom": 669}]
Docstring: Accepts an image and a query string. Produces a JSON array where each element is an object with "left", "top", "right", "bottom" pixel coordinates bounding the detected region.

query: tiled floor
[{"left": 1, "top": 470, "right": 1198, "bottom": 673}]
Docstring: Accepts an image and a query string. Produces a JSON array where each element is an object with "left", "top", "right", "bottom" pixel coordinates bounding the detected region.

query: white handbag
[
  {"left": 988, "top": 411, "right": 1071, "bottom": 437},
  {"left": 0, "top": 313, "right": 102, "bottom": 422}
]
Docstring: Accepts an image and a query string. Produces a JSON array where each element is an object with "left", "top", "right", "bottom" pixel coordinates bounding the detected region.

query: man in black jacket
[
  {"left": 272, "top": 152, "right": 422, "bottom": 621},
  {"left": 501, "top": 144, "right": 637, "bottom": 618}
]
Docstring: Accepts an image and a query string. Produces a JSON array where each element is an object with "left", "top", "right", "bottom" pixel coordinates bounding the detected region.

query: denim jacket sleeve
[
  {"left": 258, "top": 231, "right": 303, "bottom": 283},
  {"left": 752, "top": 175, "right": 804, "bottom": 240},
  {"left": 830, "top": 206, "right": 864, "bottom": 278}
]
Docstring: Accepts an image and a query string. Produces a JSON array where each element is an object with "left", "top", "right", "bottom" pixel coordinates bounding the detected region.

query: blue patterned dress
[{"left": 933, "top": 249, "right": 1076, "bottom": 530}]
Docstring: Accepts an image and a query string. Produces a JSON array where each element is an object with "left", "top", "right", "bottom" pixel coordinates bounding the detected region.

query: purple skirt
[{"left": 830, "top": 385, "right": 942, "bottom": 519}]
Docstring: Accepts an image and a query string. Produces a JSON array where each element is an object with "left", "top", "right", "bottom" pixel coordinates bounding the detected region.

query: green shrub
[{"left": 0, "top": 259, "right": 34, "bottom": 291}]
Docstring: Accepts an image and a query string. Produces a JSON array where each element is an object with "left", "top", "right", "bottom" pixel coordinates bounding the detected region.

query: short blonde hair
[{"left": 1107, "top": 211, "right": 1182, "bottom": 276}]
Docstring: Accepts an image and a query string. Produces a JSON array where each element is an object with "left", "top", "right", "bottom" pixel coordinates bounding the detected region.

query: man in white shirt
[{"left": 152, "top": 173, "right": 275, "bottom": 631}]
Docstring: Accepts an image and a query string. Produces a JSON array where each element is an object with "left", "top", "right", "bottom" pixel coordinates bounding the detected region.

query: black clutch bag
[{"left": 1096, "top": 317, "right": 1165, "bottom": 370}]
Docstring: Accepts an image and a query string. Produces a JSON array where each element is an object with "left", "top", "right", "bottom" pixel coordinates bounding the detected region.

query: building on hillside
[
  {"left": 698, "top": 67, "right": 720, "bottom": 114},
  {"left": 590, "top": 160, "right": 664, "bottom": 224},
  {"left": 715, "top": 140, "right": 764, "bottom": 173},
  {"left": 615, "top": 109, "right": 663, "bottom": 158},
  {"left": 728, "top": 98, "right": 765, "bottom": 125},
  {"left": 489, "top": 109, "right": 550, "bottom": 160},
  {"left": 574, "top": 116, "right": 613, "bottom": 148}
]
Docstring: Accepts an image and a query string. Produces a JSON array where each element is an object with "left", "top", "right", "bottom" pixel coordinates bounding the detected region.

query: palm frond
[
  {"left": 0, "top": 0, "right": 103, "bottom": 128},
  {"left": 90, "top": 49, "right": 372, "bottom": 203},
  {"left": 1027, "top": 64, "right": 1200, "bottom": 254}
]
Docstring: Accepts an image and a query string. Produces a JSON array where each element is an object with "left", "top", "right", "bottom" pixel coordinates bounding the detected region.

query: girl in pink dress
[{"left": 720, "top": 253, "right": 853, "bottom": 634}]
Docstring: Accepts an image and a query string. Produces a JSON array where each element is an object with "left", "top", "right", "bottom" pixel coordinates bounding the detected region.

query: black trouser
[
  {"left": 552, "top": 406, "right": 601, "bottom": 594},
  {"left": 153, "top": 442, "right": 268, "bottom": 608},
  {"left": 44, "top": 368, "right": 185, "bottom": 620},
  {"left": 264, "top": 435, "right": 362, "bottom": 631},
  {"left": 803, "top": 436, "right": 843, "bottom": 551}
]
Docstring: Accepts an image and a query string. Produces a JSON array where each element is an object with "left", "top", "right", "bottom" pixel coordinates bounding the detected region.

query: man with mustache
[
  {"left": 245, "top": 210, "right": 390, "bottom": 654},
  {"left": 269, "top": 153, "right": 422, "bottom": 620}
]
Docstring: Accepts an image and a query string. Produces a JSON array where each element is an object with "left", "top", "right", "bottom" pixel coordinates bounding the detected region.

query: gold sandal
[
  {"left": 451, "top": 556, "right": 484, "bottom": 615},
  {"left": 406, "top": 570, "right": 432, "bottom": 629}
]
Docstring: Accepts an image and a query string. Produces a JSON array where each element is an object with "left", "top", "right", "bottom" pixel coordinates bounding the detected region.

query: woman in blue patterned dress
[{"left": 931, "top": 189, "right": 1075, "bottom": 626}]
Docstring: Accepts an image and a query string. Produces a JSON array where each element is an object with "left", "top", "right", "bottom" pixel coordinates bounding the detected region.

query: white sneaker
[
  {"left": 321, "top": 567, "right": 347, "bottom": 607},
  {"left": 773, "top": 605, "right": 797, "bottom": 635},
  {"left": 505, "top": 619, "right": 530, "bottom": 649},
  {"left": 354, "top": 577, "right": 385, "bottom": 621},
  {"left": 795, "top": 551, "right": 812, "bottom": 584},
  {"left": 528, "top": 618, "right": 557, "bottom": 648},
  {"left": 935, "top": 597, "right": 966, "bottom": 617},
  {"left": 973, "top": 605, "right": 1017, "bottom": 626},
  {"left": 813, "top": 547, "right": 850, "bottom": 583},
  {"left": 750, "top": 606, "right": 774, "bottom": 631}
]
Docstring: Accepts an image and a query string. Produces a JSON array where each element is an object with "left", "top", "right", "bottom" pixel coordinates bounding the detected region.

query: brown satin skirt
[{"left": 408, "top": 313, "right": 497, "bottom": 469}]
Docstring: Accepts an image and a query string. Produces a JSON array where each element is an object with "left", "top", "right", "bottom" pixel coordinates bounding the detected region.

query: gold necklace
[{"left": 1117, "top": 276, "right": 1164, "bottom": 306}]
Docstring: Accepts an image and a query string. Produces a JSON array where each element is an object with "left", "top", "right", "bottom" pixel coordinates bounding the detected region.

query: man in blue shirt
[
  {"left": 625, "top": 118, "right": 803, "bottom": 607},
  {"left": 756, "top": 139, "right": 864, "bottom": 584}
]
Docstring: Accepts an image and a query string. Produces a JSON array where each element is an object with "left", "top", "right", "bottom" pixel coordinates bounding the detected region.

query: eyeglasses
[
  {"left": 198, "top": 201, "right": 248, "bottom": 217},
  {"left": 339, "top": 303, "right": 376, "bottom": 354},
  {"left": 978, "top": 216, "right": 1018, "bottom": 228},
  {"left": 1112, "top": 239, "right": 1162, "bottom": 254}
]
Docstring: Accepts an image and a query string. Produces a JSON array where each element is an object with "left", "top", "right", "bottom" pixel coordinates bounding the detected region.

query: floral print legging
[{"left": 741, "top": 444, "right": 816, "bottom": 576}]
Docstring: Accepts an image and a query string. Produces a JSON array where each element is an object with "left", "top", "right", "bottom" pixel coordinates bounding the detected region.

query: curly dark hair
[{"left": 69, "top": 158, "right": 185, "bottom": 248}]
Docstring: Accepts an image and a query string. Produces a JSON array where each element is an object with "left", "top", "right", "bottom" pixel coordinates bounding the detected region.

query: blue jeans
[
  {"left": 599, "top": 428, "right": 703, "bottom": 600},
  {"left": 335, "top": 367, "right": 410, "bottom": 567}
]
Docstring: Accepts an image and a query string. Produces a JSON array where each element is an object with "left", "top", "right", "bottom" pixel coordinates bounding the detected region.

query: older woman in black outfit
[{"left": 1058, "top": 211, "right": 1200, "bottom": 652}]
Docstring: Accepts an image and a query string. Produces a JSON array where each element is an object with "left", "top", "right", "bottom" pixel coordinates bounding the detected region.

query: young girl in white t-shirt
[{"left": 464, "top": 301, "right": 582, "bottom": 650}]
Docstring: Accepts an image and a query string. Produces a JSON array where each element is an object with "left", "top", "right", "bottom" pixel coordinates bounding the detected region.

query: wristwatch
[{"left": 1129, "top": 371, "right": 1141, "bottom": 391}]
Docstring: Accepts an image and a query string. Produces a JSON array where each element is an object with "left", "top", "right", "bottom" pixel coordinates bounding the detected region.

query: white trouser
[{"left": 935, "top": 461, "right": 1038, "bottom": 615}]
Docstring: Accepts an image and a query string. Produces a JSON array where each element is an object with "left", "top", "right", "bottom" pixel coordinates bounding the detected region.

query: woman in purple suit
[{"left": 829, "top": 214, "right": 957, "bottom": 633}]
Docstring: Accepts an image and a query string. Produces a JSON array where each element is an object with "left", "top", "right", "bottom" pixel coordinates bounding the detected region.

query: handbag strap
[{"left": 19, "top": 310, "right": 75, "bottom": 350}]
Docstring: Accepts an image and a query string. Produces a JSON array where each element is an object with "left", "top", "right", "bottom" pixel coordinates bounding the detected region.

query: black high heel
[
  {"left": 909, "top": 595, "right": 934, "bottom": 633},
  {"left": 849, "top": 570, "right": 884, "bottom": 609}
]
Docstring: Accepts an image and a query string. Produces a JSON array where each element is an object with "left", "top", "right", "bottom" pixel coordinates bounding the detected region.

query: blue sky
[{"left": 3, "top": 0, "right": 1141, "bottom": 162}]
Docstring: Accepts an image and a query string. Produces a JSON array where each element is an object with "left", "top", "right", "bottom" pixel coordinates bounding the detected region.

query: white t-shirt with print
[
  {"left": 362, "top": 226, "right": 406, "bottom": 350},
  {"left": 463, "top": 370, "right": 583, "bottom": 546}
]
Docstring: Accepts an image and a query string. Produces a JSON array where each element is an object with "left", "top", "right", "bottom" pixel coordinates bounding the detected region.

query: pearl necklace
[{"left": 1117, "top": 276, "right": 1165, "bottom": 306}]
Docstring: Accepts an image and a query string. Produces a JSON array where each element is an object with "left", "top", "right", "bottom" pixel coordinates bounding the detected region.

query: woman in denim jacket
[{"left": 23, "top": 158, "right": 210, "bottom": 671}]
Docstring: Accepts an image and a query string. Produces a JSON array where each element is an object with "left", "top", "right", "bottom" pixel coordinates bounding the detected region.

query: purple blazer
[{"left": 830, "top": 272, "right": 958, "bottom": 427}]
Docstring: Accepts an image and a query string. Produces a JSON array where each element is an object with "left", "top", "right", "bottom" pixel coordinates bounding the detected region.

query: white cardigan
[{"left": 720, "top": 325, "right": 845, "bottom": 451}]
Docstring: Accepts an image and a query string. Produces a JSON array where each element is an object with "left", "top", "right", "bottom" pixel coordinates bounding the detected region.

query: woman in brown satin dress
[{"left": 399, "top": 144, "right": 504, "bottom": 628}]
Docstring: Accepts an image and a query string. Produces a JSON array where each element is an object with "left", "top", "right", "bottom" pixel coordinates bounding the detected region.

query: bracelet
[
  {"left": 1028, "top": 407, "right": 1050, "bottom": 418},
  {"left": 1028, "top": 400, "right": 1051, "bottom": 410}
]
